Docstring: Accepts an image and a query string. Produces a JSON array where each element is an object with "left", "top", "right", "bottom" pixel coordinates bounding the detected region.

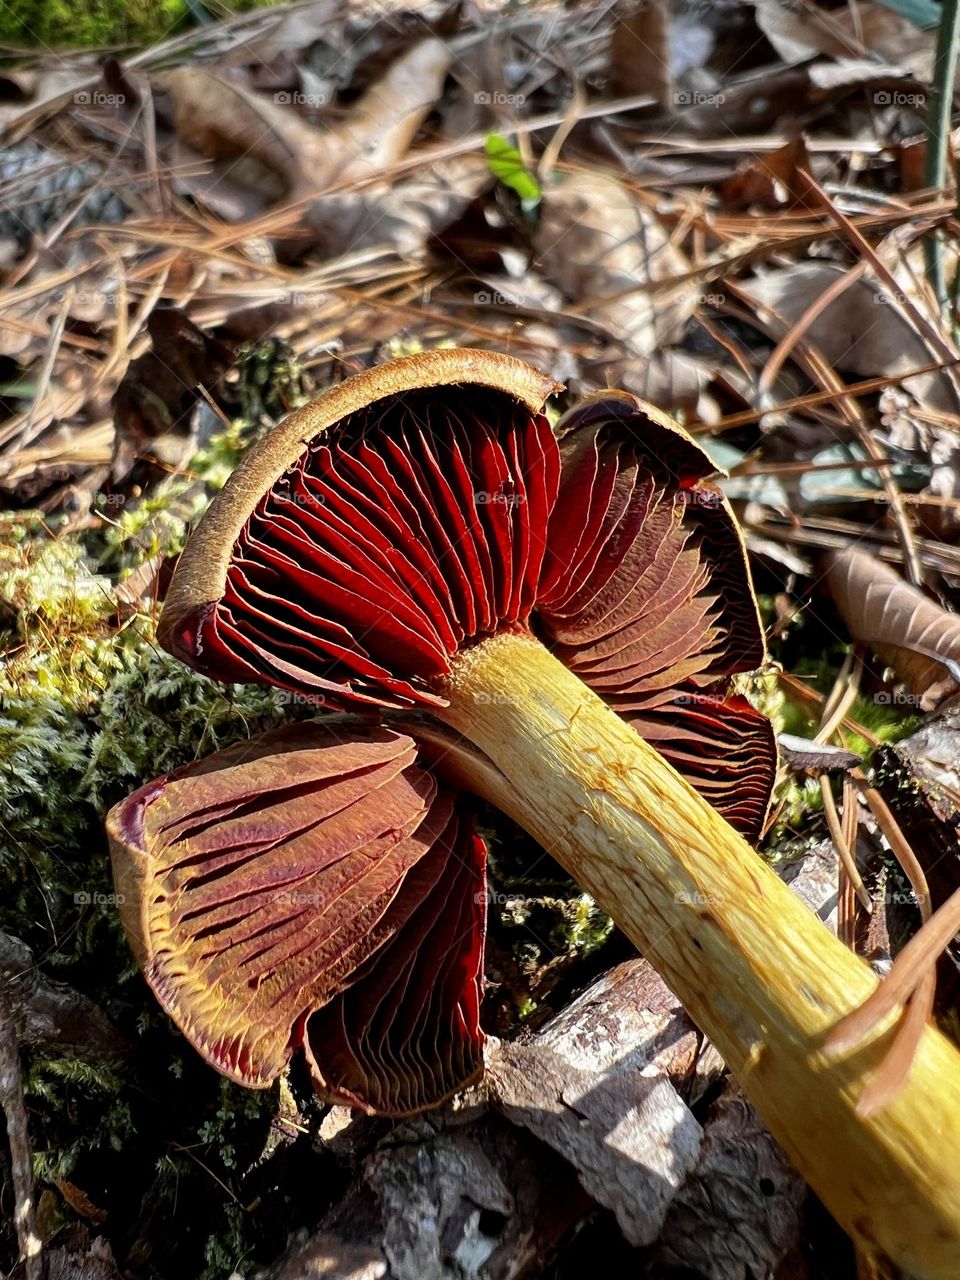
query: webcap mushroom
[{"left": 110, "top": 349, "right": 960, "bottom": 1277}]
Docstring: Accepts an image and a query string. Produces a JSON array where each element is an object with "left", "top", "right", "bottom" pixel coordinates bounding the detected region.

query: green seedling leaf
[{"left": 484, "top": 134, "right": 542, "bottom": 209}]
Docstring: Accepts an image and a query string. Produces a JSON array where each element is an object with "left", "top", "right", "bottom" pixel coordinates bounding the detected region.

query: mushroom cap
[
  {"left": 160, "top": 347, "right": 561, "bottom": 688},
  {"left": 108, "top": 721, "right": 485, "bottom": 1114},
  {"left": 160, "top": 349, "right": 773, "bottom": 833},
  {"left": 536, "top": 389, "right": 775, "bottom": 838}
]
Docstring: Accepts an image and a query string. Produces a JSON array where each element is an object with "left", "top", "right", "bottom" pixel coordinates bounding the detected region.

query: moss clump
[
  {"left": 0, "top": 505, "right": 299, "bottom": 1277},
  {"left": 0, "top": 0, "right": 285, "bottom": 49},
  {"left": 0, "top": 0, "right": 189, "bottom": 47},
  {"left": 0, "top": 516, "right": 285, "bottom": 964}
]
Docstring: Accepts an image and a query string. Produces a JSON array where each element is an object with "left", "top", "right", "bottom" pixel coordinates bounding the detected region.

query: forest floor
[{"left": 3, "top": 1, "right": 960, "bottom": 1277}]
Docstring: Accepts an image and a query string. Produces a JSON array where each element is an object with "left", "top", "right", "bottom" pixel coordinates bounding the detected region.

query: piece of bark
[
  {"left": 872, "top": 703, "right": 960, "bottom": 1004},
  {"left": 486, "top": 958, "right": 704, "bottom": 1246},
  {"left": 0, "top": 990, "right": 41, "bottom": 1280},
  {"left": 651, "top": 1081, "right": 806, "bottom": 1279},
  {"left": 9, "top": 1224, "right": 120, "bottom": 1280},
  {"left": 263, "top": 955, "right": 816, "bottom": 1279},
  {"left": 0, "top": 932, "right": 127, "bottom": 1060},
  {"left": 778, "top": 839, "right": 840, "bottom": 935},
  {"left": 260, "top": 1114, "right": 589, "bottom": 1280}
]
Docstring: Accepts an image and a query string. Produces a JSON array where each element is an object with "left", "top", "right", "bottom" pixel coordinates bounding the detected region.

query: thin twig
[
  {"left": 826, "top": 885, "right": 960, "bottom": 1058},
  {"left": 820, "top": 775, "right": 872, "bottom": 914},
  {"left": 0, "top": 992, "right": 42, "bottom": 1280}
]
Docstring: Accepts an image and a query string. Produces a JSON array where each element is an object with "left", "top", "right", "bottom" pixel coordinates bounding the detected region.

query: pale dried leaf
[
  {"left": 778, "top": 733, "right": 861, "bottom": 771},
  {"left": 744, "top": 263, "right": 960, "bottom": 414},
  {"left": 535, "top": 171, "right": 692, "bottom": 357},
  {"left": 305, "top": 155, "right": 490, "bottom": 259},
  {"left": 755, "top": 0, "right": 935, "bottom": 78},
  {"left": 825, "top": 547, "right": 960, "bottom": 706},
  {"left": 159, "top": 38, "right": 451, "bottom": 204}
]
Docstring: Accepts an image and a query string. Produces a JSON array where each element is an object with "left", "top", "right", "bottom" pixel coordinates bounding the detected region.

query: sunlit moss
[{"left": 0, "top": 0, "right": 285, "bottom": 49}]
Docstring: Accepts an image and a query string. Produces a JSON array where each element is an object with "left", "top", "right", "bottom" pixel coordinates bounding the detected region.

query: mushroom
[{"left": 109, "top": 350, "right": 960, "bottom": 1276}]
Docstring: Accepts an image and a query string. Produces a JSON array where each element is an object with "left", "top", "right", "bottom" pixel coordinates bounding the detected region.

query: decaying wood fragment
[
  {"left": 0, "top": 930, "right": 127, "bottom": 1060},
  {"left": 651, "top": 1081, "right": 806, "bottom": 1279},
  {"left": 485, "top": 959, "right": 703, "bottom": 1246}
]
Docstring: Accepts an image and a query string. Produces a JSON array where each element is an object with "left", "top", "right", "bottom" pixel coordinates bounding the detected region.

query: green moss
[
  {"left": 0, "top": 0, "right": 188, "bottom": 47},
  {"left": 0, "top": 350, "right": 347, "bottom": 1273},
  {"left": 234, "top": 338, "right": 309, "bottom": 438},
  {"left": 0, "top": 502, "right": 294, "bottom": 1275},
  {"left": 0, "top": 0, "right": 285, "bottom": 48},
  {"left": 0, "top": 519, "right": 284, "bottom": 959},
  {"left": 24, "top": 1056, "right": 134, "bottom": 1183}
]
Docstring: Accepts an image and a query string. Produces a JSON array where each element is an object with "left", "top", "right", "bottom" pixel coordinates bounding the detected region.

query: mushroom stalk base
[{"left": 435, "top": 630, "right": 960, "bottom": 1277}]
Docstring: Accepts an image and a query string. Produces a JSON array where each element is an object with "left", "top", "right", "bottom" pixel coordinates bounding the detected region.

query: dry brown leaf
[
  {"left": 159, "top": 37, "right": 451, "bottom": 205},
  {"left": 0, "top": 64, "right": 101, "bottom": 136},
  {"left": 825, "top": 547, "right": 960, "bottom": 708},
  {"left": 755, "top": 0, "right": 935, "bottom": 78},
  {"left": 54, "top": 1179, "right": 108, "bottom": 1225},
  {"left": 743, "top": 263, "right": 960, "bottom": 415},
  {"left": 305, "top": 154, "right": 490, "bottom": 259},
  {"left": 535, "top": 170, "right": 692, "bottom": 358},
  {"left": 610, "top": 0, "right": 672, "bottom": 108},
  {"left": 720, "top": 136, "right": 818, "bottom": 211}
]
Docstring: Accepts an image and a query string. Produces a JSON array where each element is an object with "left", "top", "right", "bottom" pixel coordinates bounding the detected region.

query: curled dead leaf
[
  {"left": 825, "top": 547, "right": 960, "bottom": 708},
  {"left": 755, "top": 0, "right": 936, "bottom": 78}
]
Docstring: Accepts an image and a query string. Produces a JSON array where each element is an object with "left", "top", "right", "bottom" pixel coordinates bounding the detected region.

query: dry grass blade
[
  {"left": 687, "top": 356, "right": 960, "bottom": 434},
  {"left": 820, "top": 775, "right": 872, "bottom": 914},
  {"left": 824, "top": 767, "right": 936, "bottom": 1113},
  {"left": 839, "top": 774, "right": 861, "bottom": 952}
]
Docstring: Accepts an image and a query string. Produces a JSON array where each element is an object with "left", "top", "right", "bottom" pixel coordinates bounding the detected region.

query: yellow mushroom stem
[{"left": 433, "top": 630, "right": 960, "bottom": 1278}]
